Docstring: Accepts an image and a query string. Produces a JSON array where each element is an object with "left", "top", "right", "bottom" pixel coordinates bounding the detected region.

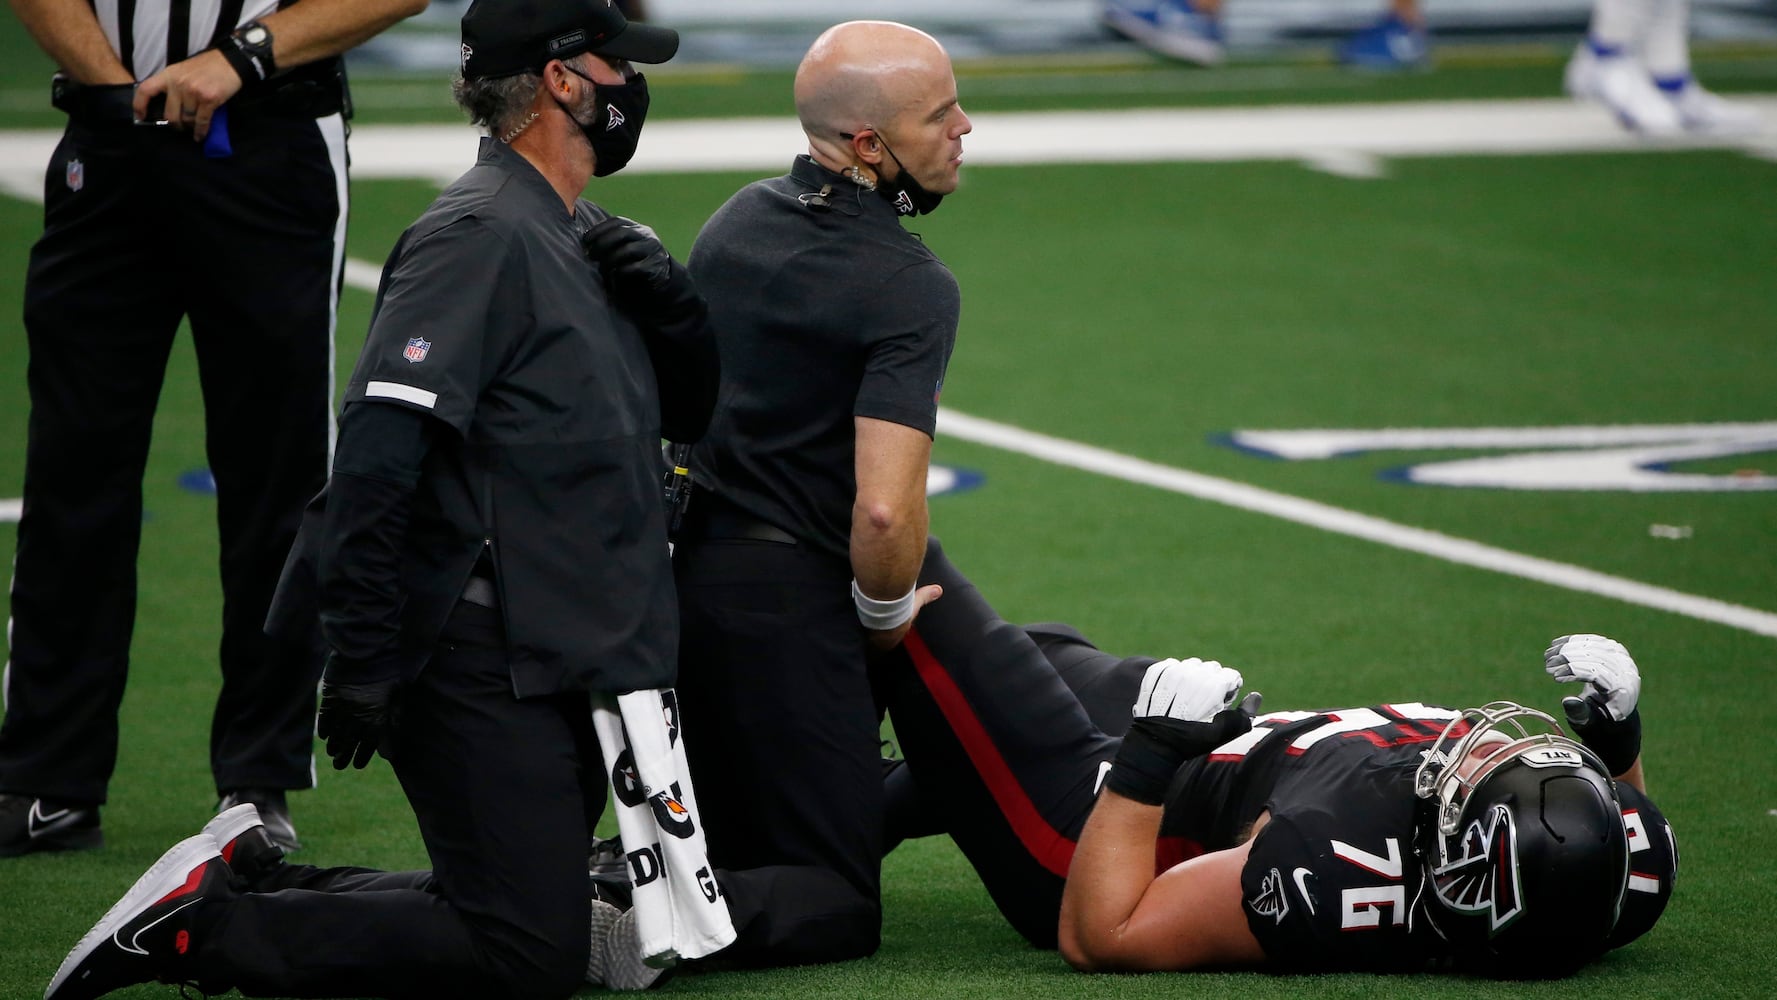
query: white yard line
[
  {"left": 936, "top": 411, "right": 1777, "bottom": 639},
  {"left": 1231, "top": 423, "right": 1777, "bottom": 460},
  {"left": 4, "top": 97, "right": 1773, "bottom": 636},
  {"left": 3, "top": 97, "right": 1774, "bottom": 192}
]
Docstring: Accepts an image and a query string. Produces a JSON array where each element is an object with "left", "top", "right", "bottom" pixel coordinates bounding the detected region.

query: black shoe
[
  {"left": 0, "top": 793, "right": 102, "bottom": 857},
  {"left": 589, "top": 834, "right": 627, "bottom": 879},
  {"left": 203, "top": 801, "right": 286, "bottom": 885},
  {"left": 217, "top": 788, "right": 300, "bottom": 851},
  {"left": 45, "top": 834, "right": 231, "bottom": 1000},
  {"left": 589, "top": 868, "right": 634, "bottom": 910}
]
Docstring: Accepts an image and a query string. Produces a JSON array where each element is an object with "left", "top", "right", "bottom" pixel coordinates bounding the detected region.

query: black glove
[
  {"left": 582, "top": 215, "right": 703, "bottom": 326},
  {"left": 316, "top": 662, "right": 401, "bottom": 770},
  {"left": 1562, "top": 696, "right": 1642, "bottom": 777},
  {"left": 1105, "top": 706, "right": 1254, "bottom": 806}
]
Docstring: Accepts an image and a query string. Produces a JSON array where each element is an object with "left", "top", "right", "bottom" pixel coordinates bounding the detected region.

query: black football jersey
[{"left": 1159, "top": 703, "right": 1471, "bottom": 971}]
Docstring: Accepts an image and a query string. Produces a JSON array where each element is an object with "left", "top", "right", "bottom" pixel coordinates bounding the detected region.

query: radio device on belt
[{"left": 661, "top": 441, "right": 693, "bottom": 541}]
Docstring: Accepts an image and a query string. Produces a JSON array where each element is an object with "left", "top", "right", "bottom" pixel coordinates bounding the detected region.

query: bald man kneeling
[{"left": 668, "top": 20, "right": 972, "bottom": 967}]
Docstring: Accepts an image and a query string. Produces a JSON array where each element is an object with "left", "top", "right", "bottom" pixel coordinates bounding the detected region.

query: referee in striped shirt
[{"left": 0, "top": 0, "right": 426, "bottom": 858}]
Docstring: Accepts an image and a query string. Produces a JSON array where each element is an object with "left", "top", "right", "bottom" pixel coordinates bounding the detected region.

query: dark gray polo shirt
[
  {"left": 336, "top": 137, "right": 676, "bottom": 696},
  {"left": 686, "top": 155, "right": 960, "bottom": 560}
]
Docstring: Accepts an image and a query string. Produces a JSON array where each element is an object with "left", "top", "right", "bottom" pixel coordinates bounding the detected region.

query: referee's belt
[
  {"left": 51, "top": 60, "right": 348, "bottom": 127},
  {"left": 682, "top": 498, "right": 799, "bottom": 546}
]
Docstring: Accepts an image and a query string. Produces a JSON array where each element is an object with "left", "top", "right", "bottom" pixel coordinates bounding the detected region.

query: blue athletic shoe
[
  {"left": 1337, "top": 14, "right": 1429, "bottom": 71},
  {"left": 1103, "top": 0, "right": 1225, "bottom": 66}
]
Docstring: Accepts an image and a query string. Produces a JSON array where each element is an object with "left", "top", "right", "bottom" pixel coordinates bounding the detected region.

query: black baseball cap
[{"left": 460, "top": 0, "right": 680, "bottom": 80}]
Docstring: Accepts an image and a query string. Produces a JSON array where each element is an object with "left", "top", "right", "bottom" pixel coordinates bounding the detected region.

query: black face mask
[
  {"left": 564, "top": 65, "right": 650, "bottom": 177},
  {"left": 847, "top": 130, "right": 944, "bottom": 216}
]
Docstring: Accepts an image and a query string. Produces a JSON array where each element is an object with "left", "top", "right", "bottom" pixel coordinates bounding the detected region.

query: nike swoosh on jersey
[{"left": 1292, "top": 867, "right": 1318, "bottom": 915}]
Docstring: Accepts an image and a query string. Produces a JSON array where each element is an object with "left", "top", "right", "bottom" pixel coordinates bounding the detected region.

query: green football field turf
[{"left": 2, "top": 43, "right": 1776, "bottom": 1000}]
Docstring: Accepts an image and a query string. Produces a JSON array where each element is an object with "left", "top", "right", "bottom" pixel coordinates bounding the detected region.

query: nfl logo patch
[
  {"left": 65, "top": 159, "right": 84, "bottom": 192},
  {"left": 403, "top": 337, "right": 431, "bottom": 363}
]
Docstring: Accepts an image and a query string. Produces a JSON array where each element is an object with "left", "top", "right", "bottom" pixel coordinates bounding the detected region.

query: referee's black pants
[
  {"left": 878, "top": 537, "right": 1147, "bottom": 949},
  {"left": 673, "top": 536, "right": 885, "bottom": 966},
  {"left": 194, "top": 601, "right": 600, "bottom": 999},
  {"left": 0, "top": 110, "right": 342, "bottom": 805}
]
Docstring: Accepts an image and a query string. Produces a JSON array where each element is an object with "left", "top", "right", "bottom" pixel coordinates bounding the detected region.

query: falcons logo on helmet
[{"left": 1429, "top": 804, "right": 1524, "bottom": 934}]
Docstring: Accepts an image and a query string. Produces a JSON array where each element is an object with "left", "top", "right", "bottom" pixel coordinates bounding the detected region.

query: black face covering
[
  {"left": 863, "top": 132, "right": 945, "bottom": 216},
  {"left": 564, "top": 64, "right": 650, "bottom": 177}
]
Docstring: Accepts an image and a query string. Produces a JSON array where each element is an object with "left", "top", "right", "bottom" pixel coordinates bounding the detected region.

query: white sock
[
  {"left": 1586, "top": 0, "right": 1645, "bottom": 54},
  {"left": 1642, "top": 0, "right": 1692, "bottom": 86}
]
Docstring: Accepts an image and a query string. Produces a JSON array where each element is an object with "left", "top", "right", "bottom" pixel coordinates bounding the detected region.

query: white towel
[{"left": 591, "top": 688, "right": 737, "bottom": 968}]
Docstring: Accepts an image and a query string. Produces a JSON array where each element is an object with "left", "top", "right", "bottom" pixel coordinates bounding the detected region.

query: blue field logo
[
  {"left": 1219, "top": 423, "right": 1777, "bottom": 492},
  {"left": 928, "top": 464, "right": 985, "bottom": 497}
]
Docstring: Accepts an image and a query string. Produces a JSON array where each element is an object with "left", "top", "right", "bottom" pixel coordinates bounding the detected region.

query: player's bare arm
[
  {"left": 1060, "top": 794, "right": 1265, "bottom": 970},
  {"left": 1059, "top": 657, "right": 1261, "bottom": 969}
]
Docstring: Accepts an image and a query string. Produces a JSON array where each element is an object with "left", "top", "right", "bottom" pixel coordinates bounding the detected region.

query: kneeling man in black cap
[{"left": 43, "top": 2, "right": 716, "bottom": 998}]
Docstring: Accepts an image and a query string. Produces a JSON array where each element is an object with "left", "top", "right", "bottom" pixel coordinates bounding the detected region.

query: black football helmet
[{"left": 1412, "top": 702, "right": 1630, "bottom": 978}]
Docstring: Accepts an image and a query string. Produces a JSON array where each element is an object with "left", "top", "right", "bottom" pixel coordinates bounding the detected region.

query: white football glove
[
  {"left": 1132, "top": 657, "right": 1244, "bottom": 724},
  {"left": 1544, "top": 633, "right": 1641, "bottom": 722}
]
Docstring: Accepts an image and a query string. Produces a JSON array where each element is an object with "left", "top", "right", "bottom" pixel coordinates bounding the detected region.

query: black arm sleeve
[
  {"left": 643, "top": 292, "right": 720, "bottom": 444},
  {"left": 316, "top": 401, "right": 435, "bottom": 681}
]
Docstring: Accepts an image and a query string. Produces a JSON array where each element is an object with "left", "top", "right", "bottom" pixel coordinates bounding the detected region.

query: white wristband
[{"left": 851, "top": 578, "right": 917, "bottom": 631}]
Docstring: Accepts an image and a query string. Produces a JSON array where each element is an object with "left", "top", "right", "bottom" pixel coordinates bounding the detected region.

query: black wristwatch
[{"left": 220, "top": 19, "right": 277, "bottom": 86}]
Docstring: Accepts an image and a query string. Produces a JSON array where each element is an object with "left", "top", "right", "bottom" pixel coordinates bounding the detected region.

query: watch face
[{"left": 244, "top": 26, "right": 268, "bottom": 44}]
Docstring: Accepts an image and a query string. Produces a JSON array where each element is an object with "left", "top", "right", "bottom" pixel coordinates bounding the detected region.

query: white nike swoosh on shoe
[
  {"left": 29, "top": 801, "right": 72, "bottom": 836},
  {"left": 46, "top": 835, "right": 218, "bottom": 999},
  {"left": 1292, "top": 867, "right": 1318, "bottom": 915},
  {"left": 116, "top": 898, "right": 202, "bottom": 957}
]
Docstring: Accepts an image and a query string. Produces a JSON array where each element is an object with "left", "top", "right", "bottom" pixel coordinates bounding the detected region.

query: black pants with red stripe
[
  {"left": 0, "top": 111, "right": 343, "bottom": 806},
  {"left": 879, "top": 537, "right": 1153, "bottom": 948}
]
